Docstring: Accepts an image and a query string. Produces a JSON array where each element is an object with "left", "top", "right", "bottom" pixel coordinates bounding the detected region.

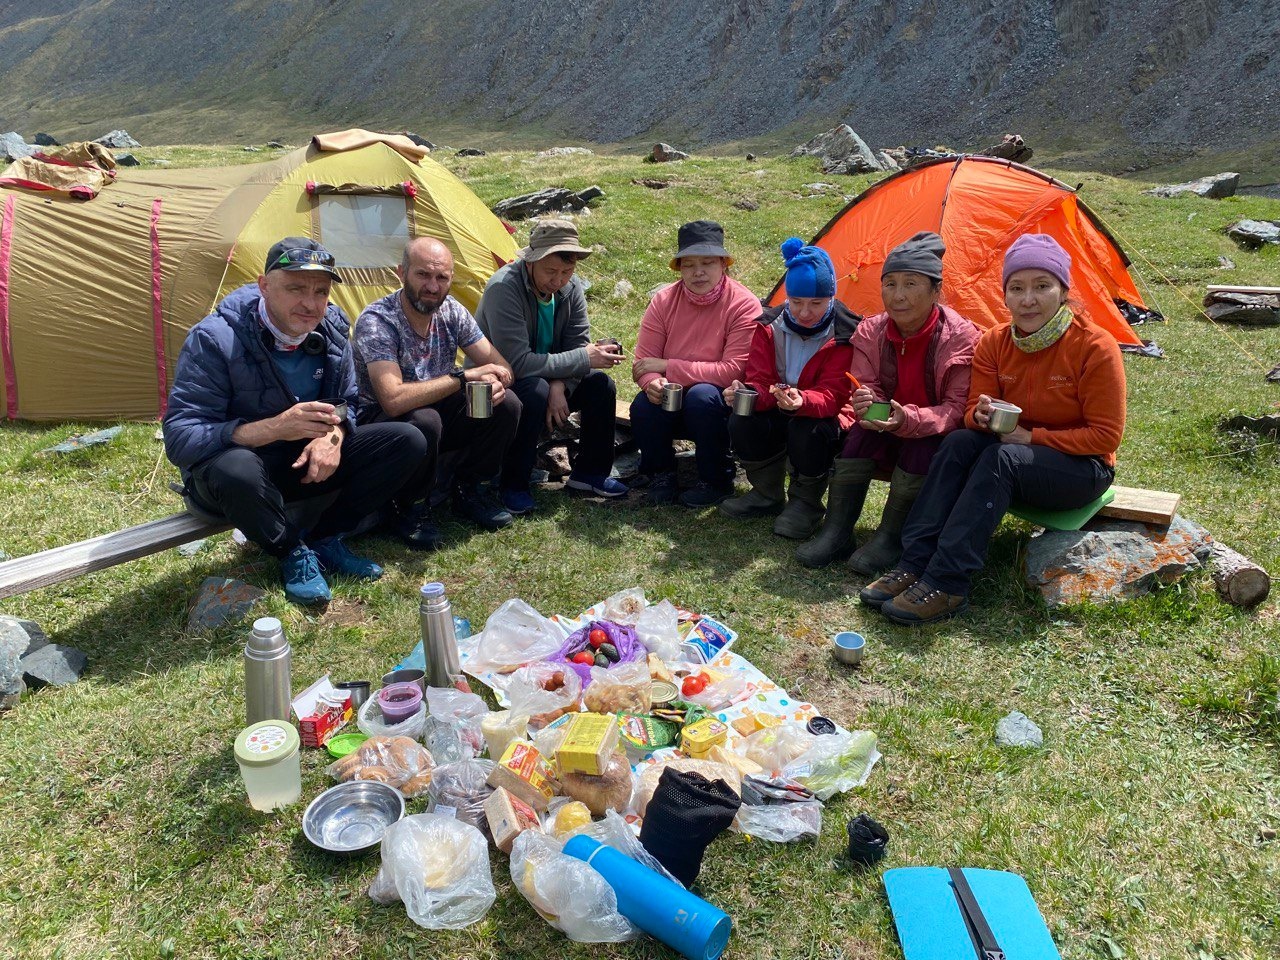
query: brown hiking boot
[
  {"left": 858, "top": 568, "right": 919, "bottom": 608},
  {"left": 881, "top": 582, "right": 968, "bottom": 626}
]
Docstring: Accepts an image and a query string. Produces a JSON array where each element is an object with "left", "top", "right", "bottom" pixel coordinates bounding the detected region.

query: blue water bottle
[{"left": 563, "top": 835, "right": 733, "bottom": 960}]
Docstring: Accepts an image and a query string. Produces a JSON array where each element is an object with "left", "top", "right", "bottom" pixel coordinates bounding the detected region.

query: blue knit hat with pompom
[{"left": 781, "top": 237, "right": 836, "bottom": 298}]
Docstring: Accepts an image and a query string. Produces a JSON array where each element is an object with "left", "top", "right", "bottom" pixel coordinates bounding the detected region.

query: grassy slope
[{"left": 0, "top": 150, "right": 1278, "bottom": 960}]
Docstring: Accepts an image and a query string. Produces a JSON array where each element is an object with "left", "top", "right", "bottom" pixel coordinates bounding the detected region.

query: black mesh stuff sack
[{"left": 638, "top": 767, "right": 741, "bottom": 886}]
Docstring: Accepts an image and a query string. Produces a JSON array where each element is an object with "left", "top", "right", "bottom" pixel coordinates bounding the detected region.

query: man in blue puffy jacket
[{"left": 163, "top": 237, "right": 428, "bottom": 604}]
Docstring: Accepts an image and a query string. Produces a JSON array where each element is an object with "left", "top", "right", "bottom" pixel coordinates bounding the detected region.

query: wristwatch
[{"left": 450, "top": 366, "right": 467, "bottom": 391}]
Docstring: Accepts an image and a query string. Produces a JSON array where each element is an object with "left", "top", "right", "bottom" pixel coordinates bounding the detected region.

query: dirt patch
[
  {"left": 319, "top": 598, "right": 371, "bottom": 629},
  {"left": 778, "top": 629, "right": 905, "bottom": 728}
]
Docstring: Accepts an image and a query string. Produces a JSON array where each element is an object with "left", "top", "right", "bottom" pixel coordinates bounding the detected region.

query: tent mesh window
[{"left": 315, "top": 194, "right": 409, "bottom": 268}]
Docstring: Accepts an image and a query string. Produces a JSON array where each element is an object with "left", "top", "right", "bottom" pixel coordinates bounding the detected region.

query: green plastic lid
[
  {"left": 234, "top": 720, "right": 300, "bottom": 767},
  {"left": 325, "top": 732, "right": 369, "bottom": 759}
]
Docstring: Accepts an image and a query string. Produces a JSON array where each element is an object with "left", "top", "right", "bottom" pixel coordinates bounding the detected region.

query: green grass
[{"left": 1, "top": 149, "right": 1279, "bottom": 960}]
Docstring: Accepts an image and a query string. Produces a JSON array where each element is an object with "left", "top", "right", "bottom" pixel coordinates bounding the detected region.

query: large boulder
[
  {"left": 1226, "top": 219, "right": 1280, "bottom": 249},
  {"left": 94, "top": 129, "right": 140, "bottom": 149},
  {"left": 491, "top": 186, "right": 603, "bottom": 220},
  {"left": 401, "top": 132, "right": 435, "bottom": 149},
  {"left": 1024, "top": 516, "right": 1213, "bottom": 607},
  {"left": 791, "top": 124, "right": 882, "bottom": 175},
  {"left": 0, "top": 131, "right": 36, "bottom": 162},
  {"left": 537, "top": 146, "right": 593, "bottom": 158},
  {"left": 1144, "top": 172, "right": 1239, "bottom": 199},
  {"left": 979, "top": 134, "right": 1034, "bottom": 164},
  {"left": 650, "top": 142, "right": 690, "bottom": 162},
  {"left": 22, "top": 644, "right": 88, "bottom": 688},
  {"left": 1202, "top": 289, "right": 1280, "bottom": 324},
  {"left": 33, "top": 132, "right": 59, "bottom": 147},
  {"left": 1, "top": 616, "right": 54, "bottom": 707}
]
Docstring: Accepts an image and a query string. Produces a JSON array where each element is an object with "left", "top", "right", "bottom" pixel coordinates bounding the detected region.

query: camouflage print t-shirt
[{"left": 352, "top": 291, "right": 483, "bottom": 418}]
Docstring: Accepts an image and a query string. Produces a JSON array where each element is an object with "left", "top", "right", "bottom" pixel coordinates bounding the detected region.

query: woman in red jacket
[{"left": 720, "top": 238, "right": 858, "bottom": 539}]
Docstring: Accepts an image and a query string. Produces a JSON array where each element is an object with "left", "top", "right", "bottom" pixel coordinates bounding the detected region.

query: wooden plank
[
  {"left": 0, "top": 513, "right": 227, "bottom": 600},
  {"left": 615, "top": 399, "right": 631, "bottom": 426},
  {"left": 1206, "top": 285, "right": 1280, "bottom": 295},
  {"left": 1098, "top": 486, "right": 1181, "bottom": 524}
]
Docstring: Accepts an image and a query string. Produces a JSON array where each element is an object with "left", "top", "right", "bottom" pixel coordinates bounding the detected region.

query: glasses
[{"left": 269, "top": 247, "right": 335, "bottom": 271}]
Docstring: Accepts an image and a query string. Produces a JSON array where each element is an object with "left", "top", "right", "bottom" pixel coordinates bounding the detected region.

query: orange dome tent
[{"left": 768, "top": 156, "right": 1145, "bottom": 345}]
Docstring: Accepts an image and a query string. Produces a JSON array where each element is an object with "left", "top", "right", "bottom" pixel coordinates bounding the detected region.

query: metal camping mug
[
  {"left": 732, "top": 386, "right": 758, "bottom": 417},
  {"left": 987, "top": 400, "right": 1023, "bottom": 435},
  {"left": 380, "top": 668, "right": 427, "bottom": 696},
  {"left": 662, "top": 382, "right": 684, "bottom": 412},
  {"left": 465, "top": 380, "right": 493, "bottom": 419},
  {"left": 321, "top": 397, "right": 348, "bottom": 422}
]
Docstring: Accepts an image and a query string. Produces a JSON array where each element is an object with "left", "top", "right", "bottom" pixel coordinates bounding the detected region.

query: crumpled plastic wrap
[
  {"left": 506, "top": 662, "right": 583, "bottom": 730},
  {"left": 368, "top": 813, "right": 495, "bottom": 929},
  {"left": 510, "top": 830, "right": 638, "bottom": 942},
  {"left": 633, "top": 599, "right": 682, "bottom": 661},
  {"left": 357, "top": 695, "right": 427, "bottom": 741},
  {"left": 782, "top": 730, "right": 880, "bottom": 801},
  {"left": 426, "top": 759, "right": 497, "bottom": 830},
  {"left": 472, "top": 599, "right": 565, "bottom": 673}
]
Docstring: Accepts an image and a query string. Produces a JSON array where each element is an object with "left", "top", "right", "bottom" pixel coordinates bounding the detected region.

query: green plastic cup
[{"left": 865, "top": 401, "right": 892, "bottom": 422}]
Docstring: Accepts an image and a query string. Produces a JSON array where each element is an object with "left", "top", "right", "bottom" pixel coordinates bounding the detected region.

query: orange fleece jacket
[{"left": 964, "top": 317, "right": 1126, "bottom": 466}]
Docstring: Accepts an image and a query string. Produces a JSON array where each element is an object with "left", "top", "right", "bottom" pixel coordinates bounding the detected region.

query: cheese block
[
  {"left": 555, "top": 712, "right": 619, "bottom": 776},
  {"left": 484, "top": 785, "right": 541, "bottom": 854}
]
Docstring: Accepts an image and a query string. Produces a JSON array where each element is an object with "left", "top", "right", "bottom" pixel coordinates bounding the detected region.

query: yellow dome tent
[{"left": 0, "top": 130, "right": 517, "bottom": 421}]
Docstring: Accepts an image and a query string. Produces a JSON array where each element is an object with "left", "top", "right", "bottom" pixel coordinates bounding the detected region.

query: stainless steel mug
[
  {"left": 987, "top": 401, "right": 1023, "bottom": 435},
  {"left": 335, "top": 680, "right": 371, "bottom": 711},
  {"left": 321, "top": 397, "right": 348, "bottom": 422},
  {"left": 466, "top": 380, "right": 493, "bottom": 418},
  {"left": 732, "top": 386, "right": 758, "bottom": 417},
  {"left": 380, "top": 668, "right": 427, "bottom": 696},
  {"left": 244, "top": 617, "right": 292, "bottom": 725},
  {"left": 662, "top": 382, "right": 684, "bottom": 412}
]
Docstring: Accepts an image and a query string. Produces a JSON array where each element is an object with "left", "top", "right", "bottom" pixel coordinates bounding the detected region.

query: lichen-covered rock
[
  {"left": 1024, "top": 515, "right": 1212, "bottom": 607},
  {"left": 186, "top": 577, "right": 266, "bottom": 632}
]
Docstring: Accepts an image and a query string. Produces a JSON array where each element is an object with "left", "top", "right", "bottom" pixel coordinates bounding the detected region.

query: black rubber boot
[
  {"left": 848, "top": 466, "right": 925, "bottom": 575},
  {"left": 773, "top": 470, "right": 829, "bottom": 540},
  {"left": 719, "top": 453, "right": 787, "bottom": 519},
  {"left": 795, "top": 458, "right": 876, "bottom": 567}
]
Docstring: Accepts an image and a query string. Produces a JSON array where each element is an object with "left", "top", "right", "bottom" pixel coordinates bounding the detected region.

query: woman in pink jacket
[
  {"left": 630, "top": 221, "right": 760, "bottom": 507},
  {"left": 797, "top": 232, "right": 979, "bottom": 572}
]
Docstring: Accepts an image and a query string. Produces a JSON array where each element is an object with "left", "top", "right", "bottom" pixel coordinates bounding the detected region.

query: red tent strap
[
  {"left": 150, "top": 198, "right": 169, "bottom": 417},
  {"left": 0, "top": 196, "right": 17, "bottom": 418}
]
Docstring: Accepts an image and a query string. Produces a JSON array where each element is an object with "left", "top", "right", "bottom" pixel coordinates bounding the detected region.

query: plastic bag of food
[
  {"left": 357, "top": 694, "right": 427, "bottom": 741},
  {"left": 782, "top": 729, "right": 880, "bottom": 800},
  {"left": 368, "top": 813, "right": 495, "bottom": 929},
  {"left": 734, "top": 801, "right": 823, "bottom": 842},
  {"left": 583, "top": 661, "right": 652, "bottom": 714},
  {"left": 740, "top": 722, "right": 816, "bottom": 775},
  {"left": 473, "top": 599, "right": 565, "bottom": 673},
  {"left": 632, "top": 757, "right": 742, "bottom": 818},
  {"left": 601, "top": 587, "right": 648, "bottom": 625},
  {"left": 633, "top": 599, "right": 682, "bottom": 661},
  {"left": 573, "top": 808, "right": 683, "bottom": 886},
  {"left": 506, "top": 662, "right": 583, "bottom": 730},
  {"left": 553, "top": 620, "right": 646, "bottom": 689},
  {"left": 530, "top": 711, "right": 576, "bottom": 759},
  {"left": 681, "top": 672, "right": 747, "bottom": 711},
  {"left": 427, "top": 759, "right": 497, "bottom": 830},
  {"left": 510, "top": 830, "right": 638, "bottom": 942},
  {"left": 561, "top": 751, "right": 634, "bottom": 816},
  {"left": 326, "top": 735, "right": 435, "bottom": 797},
  {"left": 426, "top": 687, "right": 488, "bottom": 755}
]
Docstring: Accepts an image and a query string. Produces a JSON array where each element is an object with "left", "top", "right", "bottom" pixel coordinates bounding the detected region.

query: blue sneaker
[
  {"left": 501, "top": 488, "right": 536, "bottom": 515},
  {"left": 566, "top": 472, "right": 629, "bottom": 498},
  {"left": 311, "top": 536, "right": 384, "bottom": 580},
  {"left": 280, "top": 544, "right": 331, "bottom": 605}
]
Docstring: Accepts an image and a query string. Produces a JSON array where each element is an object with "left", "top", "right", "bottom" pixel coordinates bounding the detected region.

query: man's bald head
[{"left": 399, "top": 237, "right": 455, "bottom": 316}]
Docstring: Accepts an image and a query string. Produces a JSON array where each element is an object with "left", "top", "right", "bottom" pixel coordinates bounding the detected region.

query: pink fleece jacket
[
  {"left": 848, "top": 305, "right": 980, "bottom": 439},
  {"left": 633, "top": 278, "right": 760, "bottom": 390}
]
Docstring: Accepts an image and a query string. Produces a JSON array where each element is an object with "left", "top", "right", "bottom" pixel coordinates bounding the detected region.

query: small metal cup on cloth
[
  {"left": 662, "top": 382, "right": 684, "bottom": 412},
  {"left": 987, "top": 401, "right": 1022, "bottom": 435},
  {"left": 732, "top": 386, "right": 758, "bottom": 417},
  {"left": 465, "top": 380, "right": 493, "bottom": 419}
]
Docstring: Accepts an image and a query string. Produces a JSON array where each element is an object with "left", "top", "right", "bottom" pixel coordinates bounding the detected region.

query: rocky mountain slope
[{"left": 0, "top": 0, "right": 1274, "bottom": 165}]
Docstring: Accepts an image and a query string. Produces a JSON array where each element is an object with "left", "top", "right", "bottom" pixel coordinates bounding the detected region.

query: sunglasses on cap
[{"left": 268, "top": 247, "right": 337, "bottom": 271}]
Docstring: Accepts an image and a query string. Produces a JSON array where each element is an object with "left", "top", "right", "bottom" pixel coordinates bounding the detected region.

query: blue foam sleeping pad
[{"left": 883, "top": 867, "right": 1061, "bottom": 960}]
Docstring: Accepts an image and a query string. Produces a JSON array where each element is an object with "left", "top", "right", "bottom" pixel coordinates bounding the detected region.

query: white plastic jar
[{"left": 234, "top": 719, "right": 302, "bottom": 811}]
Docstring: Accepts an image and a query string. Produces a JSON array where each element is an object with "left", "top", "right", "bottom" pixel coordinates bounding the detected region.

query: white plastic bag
[
  {"left": 427, "top": 759, "right": 496, "bottom": 830},
  {"left": 368, "top": 813, "right": 495, "bottom": 929},
  {"left": 782, "top": 729, "right": 880, "bottom": 800},
  {"left": 601, "top": 586, "right": 648, "bottom": 625},
  {"left": 358, "top": 694, "right": 427, "bottom": 741},
  {"left": 510, "top": 830, "right": 638, "bottom": 942},
  {"left": 572, "top": 809, "right": 683, "bottom": 885},
  {"left": 682, "top": 672, "right": 747, "bottom": 711},
  {"left": 473, "top": 599, "right": 565, "bottom": 672},
  {"left": 507, "top": 661, "right": 583, "bottom": 730},
  {"left": 740, "top": 722, "right": 816, "bottom": 775},
  {"left": 426, "top": 687, "right": 489, "bottom": 756},
  {"left": 734, "top": 801, "right": 823, "bottom": 842},
  {"left": 633, "top": 599, "right": 681, "bottom": 661}
]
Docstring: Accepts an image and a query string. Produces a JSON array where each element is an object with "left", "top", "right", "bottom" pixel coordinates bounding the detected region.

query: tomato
[
  {"left": 571, "top": 651, "right": 596, "bottom": 665},
  {"left": 588, "top": 628, "right": 609, "bottom": 649},
  {"left": 682, "top": 674, "right": 709, "bottom": 697}
]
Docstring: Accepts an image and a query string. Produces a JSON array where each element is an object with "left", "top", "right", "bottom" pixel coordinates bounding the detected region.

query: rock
[
  {"left": 1267, "top": 365, "right": 1280, "bottom": 383},
  {"left": 21, "top": 643, "right": 88, "bottom": 689},
  {"left": 745, "top": 153, "right": 757, "bottom": 161},
  {"left": 803, "top": 182, "right": 837, "bottom": 192},
  {"left": 1218, "top": 256, "right": 1235, "bottom": 269},
  {"left": 791, "top": 124, "right": 882, "bottom": 175},
  {"left": 114, "top": 152, "right": 140, "bottom": 166},
  {"left": 995, "top": 711, "right": 1043, "bottom": 748},
  {"left": 492, "top": 187, "right": 590, "bottom": 220},
  {"left": 33, "top": 132, "right": 59, "bottom": 147},
  {"left": 576, "top": 184, "right": 605, "bottom": 204},
  {"left": 1202, "top": 289, "right": 1280, "bottom": 324},
  {"left": 1024, "top": 515, "right": 1213, "bottom": 607},
  {"left": 0, "top": 131, "right": 36, "bottom": 162},
  {"left": 242, "top": 145, "right": 261, "bottom": 152},
  {"left": 266, "top": 140, "right": 287, "bottom": 149},
  {"left": 152, "top": 158, "right": 171, "bottom": 166},
  {"left": 456, "top": 147, "right": 487, "bottom": 157},
  {"left": 1144, "top": 172, "right": 1240, "bottom": 199},
  {"left": 537, "top": 444, "right": 572, "bottom": 478},
  {"left": 0, "top": 677, "right": 23, "bottom": 710},
  {"left": 536, "top": 146, "right": 593, "bottom": 158},
  {"left": 651, "top": 142, "right": 690, "bottom": 162},
  {"left": 0, "top": 616, "right": 45, "bottom": 706},
  {"left": 877, "top": 150, "right": 902, "bottom": 172},
  {"left": 733, "top": 198, "right": 759, "bottom": 211},
  {"left": 1219, "top": 413, "right": 1280, "bottom": 437},
  {"left": 979, "top": 133, "right": 1034, "bottom": 164},
  {"left": 632, "top": 178, "right": 670, "bottom": 189},
  {"left": 177, "top": 539, "right": 207, "bottom": 557},
  {"left": 1226, "top": 219, "right": 1280, "bottom": 249},
  {"left": 38, "top": 425, "right": 123, "bottom": 455},
  {"left": 94, "top": 129, "right": 140, "bottom": 149},
  {"left": 186, "top": 577, "right": 266, "bottom": 632},
  {"left": 612, "top": 279, "right": 635, "bottom": 300},
  {"left": 1260, "top": 826, "right": 1278, "bottom": 841},
  {"left": 402, "top": 132, "right": 434, "bottom": 148}
]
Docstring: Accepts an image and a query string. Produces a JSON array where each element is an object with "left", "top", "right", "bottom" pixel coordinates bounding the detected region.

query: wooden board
[
  {"left": 616, "top": 399, "right": 631, "bottom": 426},
  {"left": 0, "top": 513, "right": 227, "bottom": 600},
  {"left": 1206, "top": 285, "right": 1280, "bottom": 295},
  {"left": 1098, "top": 485, "right": 1181, "bottom": 524}
]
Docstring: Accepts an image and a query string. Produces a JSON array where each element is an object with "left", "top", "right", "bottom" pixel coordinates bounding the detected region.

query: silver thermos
[
  {"left": 244, "top": 617, "right": 292, "bottom": 724},
  {"left": 420, "top": 582, "right": 464, "bottom": 689}
]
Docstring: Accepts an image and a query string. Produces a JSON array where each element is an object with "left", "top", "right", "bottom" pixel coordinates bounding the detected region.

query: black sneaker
[
  {"left": 452, "top": 482, "right": 514, "bottom": 531},
  {"left": 395, "top": 501, "right": 444, "bottom": 551},
  {"left": 648, "top": 471, "right": 679, "bottom": 505},
  {"left": 679, "top": 481, "right": 734, "bottom": 508}
]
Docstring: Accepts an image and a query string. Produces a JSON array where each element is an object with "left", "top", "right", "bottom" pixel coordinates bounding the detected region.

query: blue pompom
[{"left": 780, "top": 236, "right": 805, "bottom": 263}]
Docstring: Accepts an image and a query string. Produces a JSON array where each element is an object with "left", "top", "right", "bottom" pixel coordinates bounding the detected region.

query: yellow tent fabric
[{"left": 0, "top": 135, "right": 517, "bottom": 421}]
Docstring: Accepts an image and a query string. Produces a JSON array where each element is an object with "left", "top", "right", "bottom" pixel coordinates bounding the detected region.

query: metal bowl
[{"left": 302, "top": 781, "right": 405, "bottom": 855}]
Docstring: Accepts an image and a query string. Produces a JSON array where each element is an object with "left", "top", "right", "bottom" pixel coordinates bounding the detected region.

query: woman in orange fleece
[{"left": 861, "top": 234, "right": 1125, "bottom": 625}]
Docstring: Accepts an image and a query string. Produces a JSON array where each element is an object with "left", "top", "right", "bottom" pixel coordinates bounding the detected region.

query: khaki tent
[{"left": 0, "top": 131, "right": 518, "bottom": 421}]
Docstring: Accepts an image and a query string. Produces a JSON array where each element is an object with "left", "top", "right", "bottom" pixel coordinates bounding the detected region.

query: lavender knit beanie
[{"left": 1002, "top": 234, "right": 1072, "bottom": 290}]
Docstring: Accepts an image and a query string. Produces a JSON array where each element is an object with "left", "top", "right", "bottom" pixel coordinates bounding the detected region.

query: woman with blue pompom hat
[
  {"left": 796, "top": 231, "right": 980, "bottom": 572},
  {"left": 720, "top": 237, "right": 861, "bottom": 538}
]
